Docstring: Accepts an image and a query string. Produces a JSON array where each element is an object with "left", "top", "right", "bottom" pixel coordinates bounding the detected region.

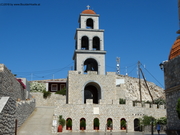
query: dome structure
[
  {"left": 82, "top": 9, "right": 96, "bottom": 14},
  {"left": 169, "top": 36, "right": 180, "bottom": 60}
]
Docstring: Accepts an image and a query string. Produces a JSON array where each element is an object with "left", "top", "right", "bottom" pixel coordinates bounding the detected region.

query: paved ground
[{"left": 17, "top": 106, "right": 55, "bottom": 135}]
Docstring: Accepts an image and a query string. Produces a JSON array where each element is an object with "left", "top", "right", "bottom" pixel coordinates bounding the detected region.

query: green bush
[
  {"left": 30, "top": 82, "right": 46, "bottom": 92},
  {"left": 42, "top": 90, "right": 51, "bottom": 99},
  {"left": 176, "top": 98, "right": 180, "bottom": 119},
  {"left": 55, "top": 88, "right": 66, "bottom": 96},
  {"left": 94, "top": 118, "right": 100, "bottom": 127},
  {"left": 119, "top": 98, "right": 126, "bottom": 104},
  {"left": 156, "top": 117, "right": 167, "bottom": 125},
  {"left": 80, "top": 119, "right": 86, "bottom": 128},
  {"left": 107, "top": 119, "right": 112, "bottom": 127},
  {"left": 59, "top": 115, "right": 65, "bottom": 127},
  {"left": 66, "top": 119, "right": 72, "bottom": 127},
  {"left": 121, "top": 120, "right": 126, "bottom": 128},
  {"left": 139, "top": 115, "right": 155, "bottom": 126}
]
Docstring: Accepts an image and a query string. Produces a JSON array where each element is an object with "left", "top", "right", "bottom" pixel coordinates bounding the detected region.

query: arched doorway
[
  {"left": 80, "top": 118, "right": 86, "bottom": 130},
  {"left": 134, "top": 118, "right": 140, "bottom": 131},
  {"left": 107, "top": 118, "right": 113, "bottom": 130},
  {"left": 84, "top": 82, "right": 101, "bottom": 104},
  {"left": 66, "top": 118, "right": 72, "bottom": 130},
  {"left": 120, "top": 118, "right": 126, "bottom": 130}
]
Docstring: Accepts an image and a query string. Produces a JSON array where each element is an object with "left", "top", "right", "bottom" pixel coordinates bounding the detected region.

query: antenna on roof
[{"left": 116, "top": 57, "right": 120, "bottom": 75}]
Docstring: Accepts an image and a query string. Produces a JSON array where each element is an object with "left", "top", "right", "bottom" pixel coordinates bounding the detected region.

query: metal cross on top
[{"left": 87, "top": 5, "right": 90, "bottom": 10}]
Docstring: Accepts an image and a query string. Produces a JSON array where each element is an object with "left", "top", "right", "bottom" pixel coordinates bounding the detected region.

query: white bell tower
[{"left": 73, "top": 6, "right": 106, "bottom": 75}]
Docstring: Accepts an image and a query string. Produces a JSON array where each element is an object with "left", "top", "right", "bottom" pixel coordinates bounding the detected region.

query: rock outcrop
[{"left": 116, "top": 75, "right": 165, "bottom": 101}]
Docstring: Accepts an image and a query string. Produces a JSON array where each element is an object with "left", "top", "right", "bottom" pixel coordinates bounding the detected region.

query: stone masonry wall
[
  {"left": 67, "top": 71, "right": 116, "bottom": 104},
  {"left": 53, "top": 99, "right": 166, "bottom": 133},
  {"left": 0, "top": 97, "right": 16, "bottom": 135},
  {"left": 0, "top": 97, "right": 35, "bottom": 134},
  {"left": 0, "top": 64, "right": 36, "bottom": 135},
  {"left": 0, "top": 64, "right": 26, "bottom": 100},
  {"left": 164, "top": 55, "right": 180, "bottom": 90},
  {"left": 29, "top": 89, "right": 166, "bottom": 133},
  {"left": 31, "top": 92, "right": 65, "bottom": 107},
  {"left": 16, "top": 98, "right": 35, "bottom": 127},
  {"left": 164, "top": 57, "right": 180, "bottom": 130}
]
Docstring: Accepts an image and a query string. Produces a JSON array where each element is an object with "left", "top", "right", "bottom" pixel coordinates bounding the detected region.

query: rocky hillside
[{"left": 116, "top": 75, "right": 165, "bottom": 102}]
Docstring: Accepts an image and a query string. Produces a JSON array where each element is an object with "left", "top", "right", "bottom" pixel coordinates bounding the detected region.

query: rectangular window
[
  {"left": 60, "top": 84, "right": 65, "bottom": 90},
  {"left": 51, "top": 84, "right": 58, "bottom": 91}
]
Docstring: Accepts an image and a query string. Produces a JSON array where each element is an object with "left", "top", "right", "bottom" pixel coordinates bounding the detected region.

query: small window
[
  {"left": 60, "top": 84, "right": 65, "bottom": 90},
  {"left": 51, "top": 84, "right": 58, "bottom": 91}
]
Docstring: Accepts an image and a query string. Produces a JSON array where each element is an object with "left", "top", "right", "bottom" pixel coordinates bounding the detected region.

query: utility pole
[{"left": 138, "top": 61, "right": 142, "bottom": 105}]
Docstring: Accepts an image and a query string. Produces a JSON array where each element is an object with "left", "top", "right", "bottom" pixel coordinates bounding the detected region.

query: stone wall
[
  {"left": 16, "top": 98, "right": 35, "bottom": 127},
  {"left": 0, "top": 64, "right": 36, "bottom": 135},
  {"left": 0, "top": 97, "right": 35, "bottom": 134},
  {"left": 30, "top": 87, "right": 166, "bottom": 133},
  {"left": 164, "top": 57, "right": 180, "bottom": 131},
  {"left": 0, "top": 97, "right": 16, "bottom": 135},
  {"left": 52, "top": 99, "right": 166, "bottom": 133},
  {"left": 31, "top": 92, "right": 66, "bottom": 107},
  {"left": 67, "top": 71, "right": 116, "bottom": 104},
  {"left": 164, "top": 55, "right": 180, "bottom": 90},
  {"left": 0, "top": 64, "right": 26, "bottom": 100}
]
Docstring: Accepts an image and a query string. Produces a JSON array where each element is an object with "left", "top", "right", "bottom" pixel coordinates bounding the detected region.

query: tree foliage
[
  {"left": 176, "top": 98, "right": 180, "bottom": 119},
  {"left": 59, "top": 115, "right": 65, "bottom": 127},
  {"left": 66, "top": 119, "right": 72, "bottom": 127},
  {"left": 121, "top": 120, "right": 126, "bottom": 128},
  {"left": 139, "top": 115, "right": 155, "bottom": 126},
  {"left": 94, "top": 118, "right": 100, "bottom": 127},
  {"left": 119, "top": 98, "right": 126, "bottom": 104},
  {"left": 30, "top": 82, "right": 46, "bottom": 92},
  {"left": 80, "top": 119, "right": 86, "bottom": 128},
  {"left": 156, "top": 117, "right": 167, "bottom": 125},
  {"left": 55, "top": 88, "right": 66, "bottom": 96},
  {"left": 42, "top": 90, "right": 51, "bottom": 99},
  {"left": 139, "top": 115, "right": 167, "bottom": 126}
]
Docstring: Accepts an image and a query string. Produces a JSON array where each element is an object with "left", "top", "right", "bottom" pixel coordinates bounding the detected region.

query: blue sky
[{"left": 0, "top": 0, "right": 179, "bottom": 88}]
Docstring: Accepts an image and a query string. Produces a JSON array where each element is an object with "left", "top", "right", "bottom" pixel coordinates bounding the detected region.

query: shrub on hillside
[
  {"left": 55, "top": 88, "right": 66, "bottom": 96},
  {"left": 30, "top": 82, "right": 46, "bottom": 92}
]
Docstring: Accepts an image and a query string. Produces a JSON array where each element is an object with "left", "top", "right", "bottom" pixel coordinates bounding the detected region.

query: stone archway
[
  {"left": 84, "top": 82, "right": 101, "bottom": 104},
  {"left": 134, "top": 118, "right": 140, "bottom": 131},
  {"left": 84, "top": 58, "right": 98, "bottom": 73}
]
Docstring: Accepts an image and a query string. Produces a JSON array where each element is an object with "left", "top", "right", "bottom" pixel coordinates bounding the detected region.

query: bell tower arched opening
[
  {"left": 84, "top": 58, "right": 98, "bottom": 73},
  {"left": 93, "top": 37, "right": 100, "bottom": 50},
  {"left": 86, "top": 18, "right": 94, "bottom": 29},
  {"left": 81, "top": 36, "right": 89, "bottom": 50},
  {"left": 84, "top": 82, "right": 101, "bottom": 104}
]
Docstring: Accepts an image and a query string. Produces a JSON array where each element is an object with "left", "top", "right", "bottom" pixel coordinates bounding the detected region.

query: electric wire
[
  {"left": 14, "top": 62, "right": 73, "bottom": 79},
  {"left": 140, "top": 63, "right": 164, "bottom": 88}
]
